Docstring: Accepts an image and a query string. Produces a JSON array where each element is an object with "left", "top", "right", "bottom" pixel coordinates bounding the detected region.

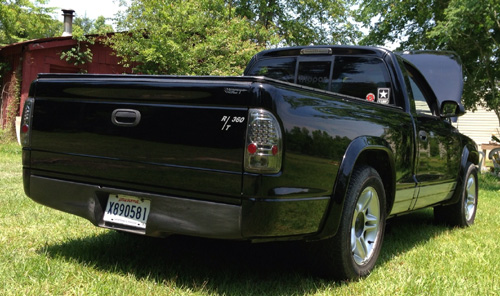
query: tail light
[
  {"left": 244, "top": 109, "right": 282, "bottom": 174},
  {"left": 20, "top": 97, "right": 34, "bottom": 147}
]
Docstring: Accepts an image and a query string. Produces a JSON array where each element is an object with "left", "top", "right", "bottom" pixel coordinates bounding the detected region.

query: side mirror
[{"left": 440, "top": 100, "right": 465, "bottom": 118}]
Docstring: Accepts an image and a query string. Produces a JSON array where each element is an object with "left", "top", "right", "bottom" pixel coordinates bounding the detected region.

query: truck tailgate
[{"left": 29, "top": 75, "right": 252, "bottom": 203}]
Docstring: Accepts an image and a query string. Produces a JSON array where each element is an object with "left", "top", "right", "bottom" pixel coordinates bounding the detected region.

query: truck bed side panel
[{"left": 241, "top": 83, "right": 416, "bottom": 238}]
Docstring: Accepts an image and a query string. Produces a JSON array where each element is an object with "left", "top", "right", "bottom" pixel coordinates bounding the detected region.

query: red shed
[{"left": 0, "top": 11, "right": 133, "bottom": 137}]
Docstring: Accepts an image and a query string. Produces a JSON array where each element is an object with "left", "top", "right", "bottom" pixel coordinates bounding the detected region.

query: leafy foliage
[
  {"left": 0, "top": 0, "right": 61, "bottom": 46},
  {"left": 354, "top": 0, "right": 449, "bottom": 50},
  {"left": 59, "top": 16, "right": 113, "bottom": 69},
  {"left": 74, "top": 15, "right": 114, "bottom": 35},
  {"left": 429, "top": 0, "right": 500, "bottom": 118},
  {"left": 354, "top": 0, "right": 500, "bottom": 123},
  {"left": 59, "top": 26, "right": 94, "bottom": 69},
  {"left": 108, "top": 0, "right": 279, "bottom": 75},
  {"left": 107, "top": 0, "right": 363, "bottom": 75},
  {"left": 232, "top": 0, "right": 359, "bottom": 45}
]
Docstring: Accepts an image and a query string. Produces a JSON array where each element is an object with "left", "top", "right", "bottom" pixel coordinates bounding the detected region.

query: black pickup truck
[{"left": 20, "top": 46, "right": 479, "bottom": 280}]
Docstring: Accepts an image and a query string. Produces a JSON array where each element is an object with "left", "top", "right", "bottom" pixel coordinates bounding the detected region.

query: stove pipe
[{"left": 62, "top": 9, "right": 75, "bottom": 37}]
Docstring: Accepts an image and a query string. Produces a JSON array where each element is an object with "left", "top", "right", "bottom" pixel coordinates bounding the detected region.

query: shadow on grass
[
  {"left": 40, "top": 208, "right": 450, "bottom": 295},
  {"left": 380, "top": 208, "right": 448, "bottom": 264},
  {"left": 41, "top": 231, "right": 317, "bottom": 295}
]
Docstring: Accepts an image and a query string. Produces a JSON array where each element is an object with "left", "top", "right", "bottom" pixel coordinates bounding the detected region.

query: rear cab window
[
  {"left": 331, "top": 57, "right": 393, "bottom": 104},
  {"left": 247, "top": 57, "right": 296, "bottom": 83},
  {"left": 297, "top": 60, "right": 332, "bottom": 91},
  {"left": 246, "top": 54, "right": 395, "bottom": 106}
]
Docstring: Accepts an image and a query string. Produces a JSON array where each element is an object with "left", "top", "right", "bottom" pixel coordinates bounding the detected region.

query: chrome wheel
[
  {"left": 464, "top": 174, "right": 477, "bottom": 221},
  {"left": 318, "top": 166, "right": 386, "bottom": 280},
  {"left": 351, "top": 186, "right": 381, "bottom": 266},
  {"left": 434, "top": 162, "right": 478, "bottom": 228}
]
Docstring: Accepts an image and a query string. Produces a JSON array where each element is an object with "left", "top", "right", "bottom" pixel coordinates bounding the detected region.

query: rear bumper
[
  {"left": 28, "top": 175, "right": 242, "bottom": 239},
  {"left": 26, "top": 175, "right": 330, "bottom": 241}
]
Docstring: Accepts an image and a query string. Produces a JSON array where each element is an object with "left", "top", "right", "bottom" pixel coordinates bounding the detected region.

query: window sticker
[
  {"left": 377, "top": 88, "right": 390, "bottom": 104},
  {"left": 366, "top": 93, "right": 375, "bottom": 102}
]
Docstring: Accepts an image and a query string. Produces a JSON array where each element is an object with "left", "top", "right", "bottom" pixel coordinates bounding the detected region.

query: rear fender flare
[{"left": 311, "top": 136, "right": 396, "bottom": 240}]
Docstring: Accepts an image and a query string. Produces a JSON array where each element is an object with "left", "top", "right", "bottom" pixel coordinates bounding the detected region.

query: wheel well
[{"left": 354, "top": 150, "right": 394, "bottom": 215}]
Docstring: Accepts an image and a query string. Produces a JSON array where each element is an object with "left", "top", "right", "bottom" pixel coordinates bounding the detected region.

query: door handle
[
  {"left": 419, "top": 130, "right": 428, "bottom": 142},
  {"left": 111, "top": 109, "right": 141, "bottom": 127}
]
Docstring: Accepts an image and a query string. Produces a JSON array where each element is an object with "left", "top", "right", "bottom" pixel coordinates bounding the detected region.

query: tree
[
  {"left": 61, "top": 15, "right": 114, "bottom": 70},
  {"left": 354, "top": 0, "right": 449, "bottom": 50},
  {"left": 354, "top": 0, "right": 500, "bottom": 124},
  {"left": 108, "top": 0, "right": 279, "bottom": 75},
  {"left": 232, "top": 0, "right": 359, "bottom": 45},
  {"left": 74, "top": 15, "right": 114, "bottom": 35},
  {"left": 108, "top": 0, "right": 360, "bottom": 76},
  {"left": 0, "top": 0, "right": 61, "bottom": 46},
  {"left": 429, "top": 0, "right": 500, "bottom": 121},
  {"left": 59, "top": 25, "right": 94, "bottom": 68},
  {"left": 73, "top": 15, "right": 94, "bottom": 35},
  {"left": 91, "top": 16, "right": 114, "bottom": 35}
]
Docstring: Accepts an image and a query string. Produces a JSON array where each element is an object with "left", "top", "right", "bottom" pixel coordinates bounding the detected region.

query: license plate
[{"left": 103, "top": 195, "right": 151, "bottom": 229}]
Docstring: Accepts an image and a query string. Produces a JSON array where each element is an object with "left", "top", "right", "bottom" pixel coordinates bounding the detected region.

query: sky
[{"left": 45, "top": 0, "right": 127, "bottom": 27}]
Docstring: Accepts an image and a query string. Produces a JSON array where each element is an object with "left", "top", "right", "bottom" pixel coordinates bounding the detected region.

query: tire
[
  {"left": 434, "top": 162, "right": 478, "bottom": 227},
  {"left": 313, "top": 166, "right": 386, "bottom": 280}
]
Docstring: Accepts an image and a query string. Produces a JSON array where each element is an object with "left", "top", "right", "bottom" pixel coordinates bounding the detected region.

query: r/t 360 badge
[{"left": 377, "top": 88, "right": 390, "bottom": 104}]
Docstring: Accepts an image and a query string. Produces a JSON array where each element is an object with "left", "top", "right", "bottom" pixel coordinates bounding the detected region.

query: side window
[
  {"left": 331, "top": 56, "right": 393, "bottom": 105},
  {"left": 405, "top": 64, "right": 437, "bottom": 116},
  {"left": 296, "top": 61, "right": 332, "bottom": 90},
  {"left": 408, "top": 74, "right": 433, "bottom": 116},
  {"left": 245, "top": 57, "right": 296, "bottom": 83}
]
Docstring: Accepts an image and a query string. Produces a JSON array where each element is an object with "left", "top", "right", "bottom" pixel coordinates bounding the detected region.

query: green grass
[{"left": 1, "top": 141, "right": 499, "bottom": 295}]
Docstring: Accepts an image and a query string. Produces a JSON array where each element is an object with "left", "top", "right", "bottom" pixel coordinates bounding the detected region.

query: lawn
[{"left": 1, "top": 141, "right": 499, "bottom": 295}]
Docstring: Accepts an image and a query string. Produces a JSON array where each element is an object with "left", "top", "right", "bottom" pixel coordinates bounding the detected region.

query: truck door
[{"left": 405, "top": 64, "right": 461, "bottom": 209}]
